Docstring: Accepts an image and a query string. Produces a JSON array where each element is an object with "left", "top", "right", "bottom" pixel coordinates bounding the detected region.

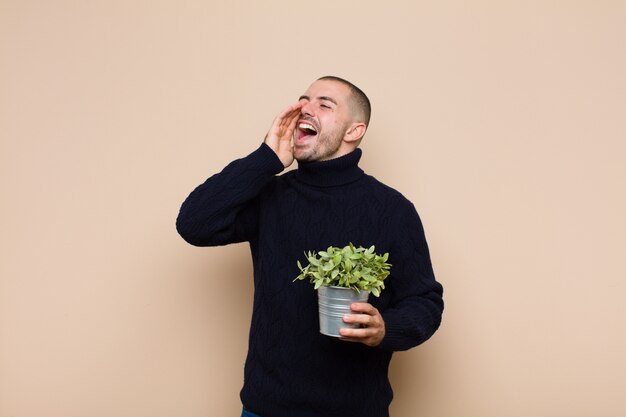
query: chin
[{"left": 293, "top": 147, "right": 314, "bottom": 162}]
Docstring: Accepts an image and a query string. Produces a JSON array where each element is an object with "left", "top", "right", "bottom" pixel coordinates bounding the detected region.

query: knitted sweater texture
[{"left": 176, "top": 144, "right": 444, "bottom": 417}]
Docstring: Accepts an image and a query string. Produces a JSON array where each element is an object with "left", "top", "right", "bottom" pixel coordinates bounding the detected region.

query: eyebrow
[{"left": 299, "top": 95, "right": 337, "bottom": 105}]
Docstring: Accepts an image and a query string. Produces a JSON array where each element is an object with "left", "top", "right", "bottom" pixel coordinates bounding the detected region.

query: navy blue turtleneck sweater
[{"left": 176, "top": 144, "right": 443, "bottom": 417}]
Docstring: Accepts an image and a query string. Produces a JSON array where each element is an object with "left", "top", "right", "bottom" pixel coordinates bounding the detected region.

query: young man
[{"left": 176, "top": 76, "right": 444, "bottom": 417}]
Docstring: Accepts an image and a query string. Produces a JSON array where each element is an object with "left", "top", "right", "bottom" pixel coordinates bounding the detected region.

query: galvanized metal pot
[{"left": 317, "top": 286, "right": 370, "bottom": 337}]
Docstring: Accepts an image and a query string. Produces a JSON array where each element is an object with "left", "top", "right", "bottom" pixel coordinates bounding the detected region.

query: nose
[{"left": 300, "top": 100, "right": 314, "bottom": 117}]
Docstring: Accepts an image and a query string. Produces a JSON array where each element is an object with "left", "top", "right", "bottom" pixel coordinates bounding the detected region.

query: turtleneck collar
[{"left": 295, "top": 148, "right": 364, "bottom": 187}]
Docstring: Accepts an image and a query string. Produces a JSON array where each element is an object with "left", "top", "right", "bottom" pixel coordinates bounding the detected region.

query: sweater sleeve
[
  {"left": 377, "top": 199, "right": 444, "bottom": 352},
  {"left": 176, "top": 143, "right": 285, "bottom": 247}
]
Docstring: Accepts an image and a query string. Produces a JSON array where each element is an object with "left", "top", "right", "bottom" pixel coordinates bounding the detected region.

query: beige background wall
[{"left": 1, "top": 1, "right": 625, "bottom": 416}]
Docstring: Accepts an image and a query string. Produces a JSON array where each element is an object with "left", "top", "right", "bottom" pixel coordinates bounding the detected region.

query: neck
[{"left": 295, "top": 148, "right": 364, "bottom": 187}]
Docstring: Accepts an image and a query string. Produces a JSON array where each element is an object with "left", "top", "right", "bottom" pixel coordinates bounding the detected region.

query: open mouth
[{"left": 295, "top": 120, "right": 318, "bottom": 143}]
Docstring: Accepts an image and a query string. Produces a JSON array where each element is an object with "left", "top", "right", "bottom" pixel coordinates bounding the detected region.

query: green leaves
[{"left": 293, "top": 243, "right": 392, "bottom": 297}]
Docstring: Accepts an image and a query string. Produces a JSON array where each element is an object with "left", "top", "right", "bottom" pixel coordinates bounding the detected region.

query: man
[{"left": 176, "top": 76, "right": 444, "bottom": 417}]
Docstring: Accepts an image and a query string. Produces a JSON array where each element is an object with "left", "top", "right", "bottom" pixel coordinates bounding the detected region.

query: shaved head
[{"left": 317, "top": 76, "right": 371, "bottom": 126}]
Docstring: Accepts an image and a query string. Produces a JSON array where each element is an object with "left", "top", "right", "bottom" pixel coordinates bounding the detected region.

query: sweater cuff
[
  {"left": 377, "top": 319, "right": 407, "bottom": 351},
  {"left": 377, "top": 309, "right": 419, "bottom": 352},
  {"left": 253, "top": 143, "right": 286, "bottom": 175}
]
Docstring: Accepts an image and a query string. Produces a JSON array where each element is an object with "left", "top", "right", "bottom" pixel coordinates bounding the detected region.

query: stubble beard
[{"left": 294, "top": 125, "right": 347, "bottom": 163}]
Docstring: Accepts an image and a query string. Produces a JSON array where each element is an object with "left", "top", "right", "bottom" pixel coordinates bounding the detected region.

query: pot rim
[{"left": 319, "top": 285, "right": 370, "bottom": 291}]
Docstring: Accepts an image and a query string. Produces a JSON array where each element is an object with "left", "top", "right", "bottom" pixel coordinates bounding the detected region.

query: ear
[{"left": 343, "top": 122, "right": 367, "bottom": 143}]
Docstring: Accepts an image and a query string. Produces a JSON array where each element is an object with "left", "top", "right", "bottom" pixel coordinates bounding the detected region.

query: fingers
[
  {"left": 348, "top": 302, "right": 378, "bottom": 315},
  {"left": 339, "top": 327, "right": 383, "bottom": 347},
  {"left": 266, "top": 102, "right": 302, "bottom": 146},
  {"left": 264, "top": 102, "right": 303, "bottom": 168},
  {"left": 339, "top": 303, "right": 385, "bottom": 347},
  {"left": 272, "top": 102, "right": 303, "bottom": 136},
  {"left": 279, "top": 100, "right": 304, "bottom": 118},
  {"left": 342, "top": 311, "right": 379, "bottom": 329},
  {"left": 343, "top": 312, "right": 373, "bottom": 326}
]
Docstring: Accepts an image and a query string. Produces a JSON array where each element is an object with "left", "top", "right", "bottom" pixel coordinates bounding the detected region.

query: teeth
[{"left": 298, "top": 122, "right": 317, "bottom": 133}]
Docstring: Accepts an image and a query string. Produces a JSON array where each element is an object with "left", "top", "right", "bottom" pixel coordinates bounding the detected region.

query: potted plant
[{"left": 294, "top": 243, "right": 391, "bottom": 337}]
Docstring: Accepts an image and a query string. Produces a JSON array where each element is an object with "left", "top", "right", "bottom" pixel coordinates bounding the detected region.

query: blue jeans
[{"left": 241, "top": 408, "right": 261, "bottom": 417}]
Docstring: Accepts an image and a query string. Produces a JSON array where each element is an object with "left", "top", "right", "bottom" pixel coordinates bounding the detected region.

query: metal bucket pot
[{"left": 317, "top": 286, "right": 370, "bottom": 337}]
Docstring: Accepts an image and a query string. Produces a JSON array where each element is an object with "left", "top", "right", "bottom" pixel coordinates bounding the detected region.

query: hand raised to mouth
[{"left": 264, "top": 101, "right": 303, "bottom": 169}]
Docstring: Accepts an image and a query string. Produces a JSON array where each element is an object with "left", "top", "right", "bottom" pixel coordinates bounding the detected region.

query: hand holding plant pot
[{"left": 294, "top": 243, "right": 391, "bottom": 337}]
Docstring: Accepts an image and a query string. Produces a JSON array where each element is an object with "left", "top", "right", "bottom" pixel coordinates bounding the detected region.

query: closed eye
[{"left": 320, "top": 104, "right": 331, "bottom": 109}]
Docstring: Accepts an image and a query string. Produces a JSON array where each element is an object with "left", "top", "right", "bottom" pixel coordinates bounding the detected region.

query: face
[{"left": 293, "top": 79, "right": 355, "bottom": 162}]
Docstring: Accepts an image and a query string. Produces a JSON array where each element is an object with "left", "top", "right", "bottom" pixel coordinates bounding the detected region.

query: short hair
[{"left": 317, "top": 76, "right": 371, "bottom": 126}]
